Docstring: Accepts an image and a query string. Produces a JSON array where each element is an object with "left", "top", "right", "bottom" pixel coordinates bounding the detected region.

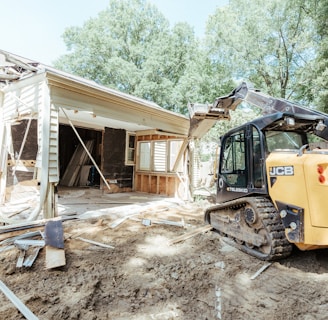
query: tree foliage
[
  {"left": 55, "top": 0, "right": 327, "bottom": 124},
  {"left": 54, "top": 0, "right": 222, "bottom": 114},
  {"left": 310, "top": 0, "right": 328, "bottom": 113},
  {"left": 205, "top": 0, "right": 316, "bottom": 100}
]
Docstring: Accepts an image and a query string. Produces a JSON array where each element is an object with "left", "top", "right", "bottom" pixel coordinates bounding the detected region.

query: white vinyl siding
[{"left": 2, "top": 75, "right": 44, "bottom": 121}]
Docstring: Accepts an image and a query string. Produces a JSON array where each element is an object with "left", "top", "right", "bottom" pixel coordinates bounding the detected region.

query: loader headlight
[
  {"left": 284, "top": 117, "right": 295, "bottom": 126},
  {"left": 316, "top": 120, "right": 326, "bottom": 132}
]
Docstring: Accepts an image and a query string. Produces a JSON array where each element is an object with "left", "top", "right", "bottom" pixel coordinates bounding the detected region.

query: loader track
[{"left": 205, "top": 196, "right": 293, "bottom": 261}]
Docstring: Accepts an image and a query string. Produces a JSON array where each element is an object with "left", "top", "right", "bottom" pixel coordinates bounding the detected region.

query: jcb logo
[{"left": 269, "top": 166, "right": 294, "bottom": 176}]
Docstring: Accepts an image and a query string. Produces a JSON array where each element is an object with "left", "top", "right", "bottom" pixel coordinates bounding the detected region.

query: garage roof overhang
[
  {"left": 1, "top": 49, "right": 189, "bottom": 136},
  {"left": 45, "top": 69, "right": 189, "bottom": 135}
]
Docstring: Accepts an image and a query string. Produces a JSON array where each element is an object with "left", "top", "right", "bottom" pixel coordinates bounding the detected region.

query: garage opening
[{"left": 59, "top": 124, "right": 102, "bottom": 188}]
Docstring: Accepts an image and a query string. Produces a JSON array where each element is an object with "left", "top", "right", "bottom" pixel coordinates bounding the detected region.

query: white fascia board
[{"left": 45, "top": 70, "right": 189, "bottom": 136}]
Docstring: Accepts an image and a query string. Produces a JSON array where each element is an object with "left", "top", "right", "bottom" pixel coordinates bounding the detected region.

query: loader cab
[
  {"left": 216, "top": 112, "right": 321, "bottom": 204},
  {"left": 217, "top": 124, "right": 267, "bottom": 203}
]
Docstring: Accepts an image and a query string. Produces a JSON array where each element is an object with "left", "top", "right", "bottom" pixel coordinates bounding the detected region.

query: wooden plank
[
  {"left": 7, "top": 159, "right": 36, "bottom": 167},
  {"left": 14, "top": 239, "right": 45, "bottom": 247},
  {"left": 79, "top": 165, "right": 92, "bottom": 186},
  {"left": 132, "top": 217, "right": 185, "bottom": 228},
  {"left": 109, "top": 213, "right": 142, "bottom": 229},
  {"left": 44, "top": 218, "right": 66, "bottom": 269},
  {"left": 0, "top": 280, "right": 39, "bottom": 320},
  {"left": 0, "top": 216, "right": 77, "bottom": 235},
  {"left": 45, "top": 246, "right": 66, "bottom": 269},
  {"left": 168, "top": 225, "right": 213, "bottom": 246},
  {"left": 75, "top": 237, "right": 115, "bottom": 249},
  {"left": 0, "top": 245, "right": 15, "bottom": 253},
  {"left": 0, "top": 229, "right": 43, "bottom": 243},
  {"left": 23, "top": 247, "right": 42, "bottom": 268},
  {"left": 16, "top": 250, "right": 26, "bottom": 268},
  {"left": 60, "top": 140, "right": 94, "bottom": 186},
  {"left": 250, "top": 263, "right": 272, "bottom": 280}
]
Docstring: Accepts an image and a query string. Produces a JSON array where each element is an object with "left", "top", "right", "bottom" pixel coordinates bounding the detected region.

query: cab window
[{"left": 221, "top": 130, "right": 246, "bottom": 187}]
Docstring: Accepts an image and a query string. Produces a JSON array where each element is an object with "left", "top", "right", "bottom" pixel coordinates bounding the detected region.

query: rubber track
[{"left": 205, "top": 196, "right": 293, "bottom": 261}]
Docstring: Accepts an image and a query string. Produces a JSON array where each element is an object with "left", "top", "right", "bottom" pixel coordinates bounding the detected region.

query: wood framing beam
[{"left": 0, "top": 280, "right": 39, "bottom": 320}]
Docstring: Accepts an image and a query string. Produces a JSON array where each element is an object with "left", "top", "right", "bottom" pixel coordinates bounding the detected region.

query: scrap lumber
[
  {"left": 16, "top": 248, "right": 27, "bottom": 268},
  {"left": 10, "top": 234, "right": 45, "bottom": 268},
  {"left": 0, "top": 230, "right": 42, "bottom": 244},
  {"left": 0, "top": 215, "right": 77, "bottom": 235},
  {"left": 14, "top": 239, "right": 44, "bottom": 268},
  {"left": 23, "top": 247, "right": 42, "bottom": 268},
  {"left": 0, "top": 280, "right": 39, "bottom": 320},
  {"left": 109, "top": 213, "right": 142, "bottom": 229},
  {"left": 76, "top": 237, "right": 115, "bottom": 249},
  {"left": 0, "top": 245, "right": 15, "bottom": 253},
  {"left": 110, "top": 216, "right": 130, "bottom": 229},
  {"left": 14, "top": 239, "right": 45, "bottom": 247},
  {"left": 79, "top": 165, "right": 92, "bottom": 186},
  {"left": 168, "top": 224, "right": 213, "bottom": 246},
  {"left": 60, "top": 140, "right": 94, "bottom": 186},
  {"left": 130, "top": 217, "right": 186, "bottom": 228},
  {"left": 250, "top": 263, "right": 272, "bottom": 280},
  {"left": 149, "top": 218, "right": 185, "bottom": 228},
  {"left": 44, "top": 219, "right": 66, "bottom": 269},
  {"left": 45, "top": 247, "right": 66, "bottom": 269}
]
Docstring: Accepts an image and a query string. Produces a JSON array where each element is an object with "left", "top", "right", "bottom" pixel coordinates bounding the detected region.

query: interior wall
[
  {"left": 103, "top": 127, "right": 133, "bottom": 192},
  {"left": 7, "top": 119, "right": 38, "bottom": 185}
]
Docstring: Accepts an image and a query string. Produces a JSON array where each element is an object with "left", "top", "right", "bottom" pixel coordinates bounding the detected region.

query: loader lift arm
[{"left": 212, "top": 82, "right": 328, "bottom": 140}]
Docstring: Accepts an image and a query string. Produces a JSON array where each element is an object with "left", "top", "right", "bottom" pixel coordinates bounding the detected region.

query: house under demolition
[{"left": 0, "top": 50, "right": 225, "bottom": 224}]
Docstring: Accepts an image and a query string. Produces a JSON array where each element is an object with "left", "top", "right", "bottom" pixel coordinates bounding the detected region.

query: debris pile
[{"left": 0, "top": 50, "right": 40, "bottom": 86}]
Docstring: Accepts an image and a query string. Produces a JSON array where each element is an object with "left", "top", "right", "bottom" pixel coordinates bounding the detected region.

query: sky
[{"left": 0, "top": 0, "right": 228, "bottom": 66}]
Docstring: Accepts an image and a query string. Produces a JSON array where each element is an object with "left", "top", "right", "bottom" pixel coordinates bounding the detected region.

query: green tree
[
  {"left": 310, "top": 0, "right": 328, "bottom": 113},
  {"left": 205, "top": 0, "right": 316, "bottom": 100},
  {"left": 200, "top": 104, "right": 261, "bottom": 158},
  {"left": 54, "top": 0, "right": 213, "bottom": 114}
]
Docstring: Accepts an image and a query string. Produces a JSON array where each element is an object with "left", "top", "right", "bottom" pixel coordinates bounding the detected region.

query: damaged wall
[
  {"left": 103, "top": 128, "right": 133, "bottom": 192},
  {"left": 7, "top": 119, "right": 38, "bottom": 185},
  {"left": 0, "top": 50, "right": 194, "bottom": 222}
]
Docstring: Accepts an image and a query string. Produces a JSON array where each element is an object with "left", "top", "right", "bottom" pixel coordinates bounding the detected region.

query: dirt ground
[{"left": 0, "top": 190, "right": 328, "bottom": 320}]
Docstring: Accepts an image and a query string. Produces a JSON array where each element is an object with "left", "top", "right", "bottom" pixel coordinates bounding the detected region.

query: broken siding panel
[{"left": 2, "top": 79, "right": 44, "bottom": 121}]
